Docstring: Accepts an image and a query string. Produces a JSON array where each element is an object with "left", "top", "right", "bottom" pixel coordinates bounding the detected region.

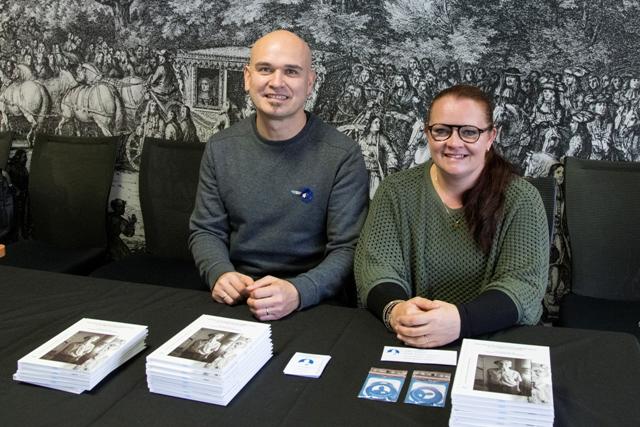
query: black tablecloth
[{"left": 1, "top": 266, "right": 639, "bottom": 427}]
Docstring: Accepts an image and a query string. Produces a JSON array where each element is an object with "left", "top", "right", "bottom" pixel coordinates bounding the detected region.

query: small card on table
[
  {"left": 381, "top": 346, "right": 457, "bottom": 366},
  {"left": 283, "top": 352, "right": 331, "bottom": 378}
]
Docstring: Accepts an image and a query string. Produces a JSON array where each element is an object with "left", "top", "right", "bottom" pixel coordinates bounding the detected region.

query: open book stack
[
  {"left": 13, "top": 318, "right": 148, "bottom": 394},
  {"left": 450, "top": 339, "right": 554, "bottom": 427},
  {"left": 146, "top": 314, "right": 272, "bottom": 406}
]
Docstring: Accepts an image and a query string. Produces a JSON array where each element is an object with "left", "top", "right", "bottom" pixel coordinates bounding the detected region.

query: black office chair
[
  {"left": 91, "top": 137, "right": 206, "bottom": 291},
  {"left": 0, "top": 134, "right": 118, "bottom": 274},
  {"left": 0, "top": 131, "right": 13, "bottom": 169},
  {"left": 1, "top": 131, "right": 15, "bottom": 242},
  {"left": 525, "top": 175, "right": 557, "bottom": 242},
  {"left": 558, "top": 157, "right": 640, "bottom": 340}
]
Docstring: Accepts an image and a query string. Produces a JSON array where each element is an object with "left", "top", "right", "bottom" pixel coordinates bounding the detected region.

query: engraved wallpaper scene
[{"left": 2, "top": 0, "right": 640, "bottom": 320}]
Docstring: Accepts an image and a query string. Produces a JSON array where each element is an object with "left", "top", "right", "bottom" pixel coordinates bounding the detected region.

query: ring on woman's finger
[{"left": 265, "top": 307, "right": 269, "bottom": 316}]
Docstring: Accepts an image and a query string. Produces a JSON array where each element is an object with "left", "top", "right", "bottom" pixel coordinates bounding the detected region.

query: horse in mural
[
  {"left": 0, "top": 65, "right": 51, "bottom": 146},
  {"left": 523, "top": 151, "right": 559, "bottom": 178},
  {"left": 39, "top": 68, "right": 79, "bottom": 113},
  {"left": 55, "top": 66, "right": 126, "bottom": 137},
  {"left": 493, "top": 102, "right": 531, "bottom": 169},
  {"left": 60, "top": 65, "right": 147, "bottom": 125}
]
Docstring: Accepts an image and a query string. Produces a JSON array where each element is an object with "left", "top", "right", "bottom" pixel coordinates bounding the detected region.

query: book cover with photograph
[
  {"left": 450, "top": 339, "right": 554, "bottom": 427},
  {"left": 13, "top": 318, "right": 148, "bottom": 393},
  {"left": 146, "top": 314, "right": 272, "bottom": 406},
  {"left": 147, "top": 315, "right": 271, "bottom": 374}
]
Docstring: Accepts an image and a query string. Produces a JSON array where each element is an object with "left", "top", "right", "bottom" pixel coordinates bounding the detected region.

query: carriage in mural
[
  {"left": 103, "top": 47, "right": 256, "bottom": 171},
  {"left": 122, "top": 45, "right": 346, "bottom": 171},
  {"left": 0, "top": 50, "right": 246, "bottom": 167},
  {"left": 174, "top": 48, "right": 252, "bottom": 133},
  {"left": 125, "top": 46, "right": 286, "bottom": 170},
  {"left": 171, "top": 45, "right": 348, "bottom": 140},
  {"left": 0, "top": 45, "right": 346, "bottom": 169}
]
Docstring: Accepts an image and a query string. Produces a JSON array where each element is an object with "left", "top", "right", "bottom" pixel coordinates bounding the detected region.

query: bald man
[{"left": 189, "top": 30, "right": 368, "bottom": 320}]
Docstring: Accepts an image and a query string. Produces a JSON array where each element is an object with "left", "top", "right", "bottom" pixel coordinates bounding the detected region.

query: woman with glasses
[{"left": 355, "top": 84, "right": 548, "bottom": 348}]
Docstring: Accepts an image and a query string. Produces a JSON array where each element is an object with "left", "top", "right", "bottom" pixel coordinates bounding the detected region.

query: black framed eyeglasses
[{"left": 426, "top": 123, "right": 493, "bottom": 144}]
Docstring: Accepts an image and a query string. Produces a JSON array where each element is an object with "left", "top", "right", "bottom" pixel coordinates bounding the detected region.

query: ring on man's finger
[{"left": 266, "top": 307, "right": 269, "bottom": 316}]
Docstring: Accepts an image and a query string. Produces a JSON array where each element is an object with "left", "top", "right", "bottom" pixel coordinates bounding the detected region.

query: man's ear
[
  {"left": 243, "top": 64, "right": 251, "bottom": 92},
  {"left": 307, "top": 69, "right": 316, "bottom": 97}
]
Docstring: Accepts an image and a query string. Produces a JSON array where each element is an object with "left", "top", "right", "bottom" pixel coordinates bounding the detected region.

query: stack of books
[
  {"left": 13, "top": 318, "right": 148, "bottom": 394},
  {"left": 146, "top": 314, "right": 272, "bottom": 406},
  {"left": 450, "top": 339, "right": 554, "bottom": 427}
]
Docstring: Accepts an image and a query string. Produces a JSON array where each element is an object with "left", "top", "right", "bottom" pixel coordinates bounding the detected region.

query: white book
[
  {"left": 14, "top": 318, "right": 148, "bottom": 393},
  {"left": 147, "top": 348, "right": 272, "bottom": 393},
  {"left": 12, "top": 374, "right": 86, "bottom": 394},
  {"left": 450, "top": 412, "right": 549, "bottom": 427},
  {"left": 148, "top": 350, "right": 273, "bottom": 396},
  {"left": 451, "top": 339, "right": 554, "bottom": 419},
  {"left": 17, "top": 341, "right": 147, "bottom": 386},
  {"left": 147, "top": 337, "right": 272, "bottom": 379},
  {"left": 451, "top": 401, "right": 554, "bottom": 420},
  {"left": 147, "top": 315, "right": 271, "bottom": 376},
  {"left": 146, "top": 314, "right": 272, "bottom": 405},
  {"left": 149, "top": 349, "right": 272, "bottom": 406},
  {"left": 451, "top": 407, "right": 553, "bottom": 426}
]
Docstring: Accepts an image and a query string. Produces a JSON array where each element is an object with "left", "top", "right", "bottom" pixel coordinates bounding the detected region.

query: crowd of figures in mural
[
  {"left": 320, "top": 59, "right": 640, "bottom": 192},
  {"left": 3, "top": 18, "right": 639, "bottom": 173},
  {"left": 2, "top": 3, "right": 640, "bottom": 321}
]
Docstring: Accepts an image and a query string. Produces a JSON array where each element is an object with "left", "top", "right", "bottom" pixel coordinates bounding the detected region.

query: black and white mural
[{"left": 2, "top": 0, "right": 640, "bottom": 320}]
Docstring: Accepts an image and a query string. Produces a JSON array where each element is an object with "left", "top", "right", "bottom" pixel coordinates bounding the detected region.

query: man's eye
[
  {"left": 285, "top": 69, "right": 299, "bottom": 76},
  {"left": 257, "top": 67, "right": 271, "bottom": 73}
]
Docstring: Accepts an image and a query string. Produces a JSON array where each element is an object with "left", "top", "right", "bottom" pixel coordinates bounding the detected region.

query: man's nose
[{"left": 269, "top": 69, "right": 284, "bottom": 87}]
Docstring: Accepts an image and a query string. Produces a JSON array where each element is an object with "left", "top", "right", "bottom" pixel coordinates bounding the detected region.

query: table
[{"left": 1, "top": 265, "right": 639, "bottom": 427}]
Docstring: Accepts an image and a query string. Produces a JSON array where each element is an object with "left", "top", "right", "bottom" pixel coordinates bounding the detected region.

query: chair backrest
[
  {"left": 564, "top": 157, "right": 640, "bottom": 301},
  {"left": 0, "top": 131, "right": 13, "bottom": 170},
  {"left": 524, "top": 175, "right": 557, "bottom": 242},
  {"left": 139, "top": 138, "right": 205, "bottom": 259},
  {"left": 29, "top": 134, "right": 118, "bottom": 248}
]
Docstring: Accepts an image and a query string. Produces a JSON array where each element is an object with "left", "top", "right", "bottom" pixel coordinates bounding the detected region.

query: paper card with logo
[
  {"left": 381, "top": 346, "right": 457, "bottom": 365},
  {"left": 283, "top": 352, "right": 331, "bottom": 378}
]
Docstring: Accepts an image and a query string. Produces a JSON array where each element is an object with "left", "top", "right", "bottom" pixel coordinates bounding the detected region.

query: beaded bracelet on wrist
[{"left": 382, "top": 299, "right": 404, "bottom": 332}]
